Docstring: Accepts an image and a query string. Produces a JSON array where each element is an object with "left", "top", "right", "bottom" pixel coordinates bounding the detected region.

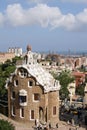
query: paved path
[
  {"left": 0, "top": 114, "right": 86, "bottom": 130},
  {"left": 13, "top": 121, "right": 87, "bottom": 130}
]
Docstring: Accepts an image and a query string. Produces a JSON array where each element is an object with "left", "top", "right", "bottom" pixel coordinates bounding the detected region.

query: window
[
  {"left": 20, "top": 108, "right": 24, "bottom": 118},
  {"left": 16, "top": 80, "right": 18, "bottom": 85},
  {"left": 34, "top": 93, "right": 40, "bottom": 101},
  {"left": 30, "top": 110, "right": 34, "bottom": 120},
  {"left": 19, "top": 96, "right": 26, "bottom": 103},
  {"left": 14, "top": 80, "right": 18, "bottom": 86},
  {"left": 28, "top": 80, "right": 33, "bottom": 87},
  {"left": 18, "top": 68, "right": 28, "bottom": 78},
  {"left": 53, "top": 106, "right": 56, "bottom": 115},
  {"left": 12, "top": 91, "right": 15, "bottom": 99},
  {"left": 19, "top": 68, "right": 28, "bottom": 78},
  {"left": 12, "top": 106, "right": 15, "bottom": 116},
  {"left": 19, "top": 90, "right": 27, "bottom": 106}
]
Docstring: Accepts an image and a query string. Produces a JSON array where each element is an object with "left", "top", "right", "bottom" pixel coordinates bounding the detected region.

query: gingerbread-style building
[{"left": 6, "top": 45, "right": 60, "bottom": 127}]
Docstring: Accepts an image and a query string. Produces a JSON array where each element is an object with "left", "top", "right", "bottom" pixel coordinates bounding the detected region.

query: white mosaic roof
[{"left": 17, "top": 63, "right": 60, "bottom": 92}]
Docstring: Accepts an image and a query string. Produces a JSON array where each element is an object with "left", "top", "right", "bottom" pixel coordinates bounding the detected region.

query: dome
[{"left": 27, "top": 45, "right": 32, "bottom": 51}]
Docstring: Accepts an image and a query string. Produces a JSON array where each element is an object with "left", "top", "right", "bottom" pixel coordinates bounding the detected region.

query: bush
[{"left": 0, "top": 119, "right": 15, "bottom": 130}]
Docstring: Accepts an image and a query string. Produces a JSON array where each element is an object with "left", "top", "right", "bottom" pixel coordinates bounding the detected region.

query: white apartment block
[{"left": 8, "top": 47, "right": 22, "bottom": 56}]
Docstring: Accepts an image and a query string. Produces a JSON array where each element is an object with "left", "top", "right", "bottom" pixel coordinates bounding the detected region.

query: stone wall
[{"left": 8, "top": 74, "right": 59, "bottom": 127}]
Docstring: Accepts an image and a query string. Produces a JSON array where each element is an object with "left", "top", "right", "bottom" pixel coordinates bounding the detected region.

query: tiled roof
[{"left": 72, "top": 71, "right": 85, "bottom": 77}]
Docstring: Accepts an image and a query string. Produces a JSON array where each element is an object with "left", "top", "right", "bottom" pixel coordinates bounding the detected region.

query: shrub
[{"left": 0, "top": 119, "right": 15, "bottom": 130}]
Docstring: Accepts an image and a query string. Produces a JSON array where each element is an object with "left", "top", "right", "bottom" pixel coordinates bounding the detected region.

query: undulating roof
[{"left": 17, "top": 64, "right": 60, "bottom": 92}]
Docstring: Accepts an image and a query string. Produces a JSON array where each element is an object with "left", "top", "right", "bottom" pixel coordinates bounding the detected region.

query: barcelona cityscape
[{"left": 0, "top": 0, "right": 87, "bottom": 130}]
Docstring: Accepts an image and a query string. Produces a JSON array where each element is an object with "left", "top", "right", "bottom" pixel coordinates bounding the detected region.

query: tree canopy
[
  {"left": 0, "top": 56, "right": 22, "bottom": 96},
  {"left": 52, "top": 70, "right": 74, "bottom": 99},
  {"left": 75, "top": 83, "right": 85, "bottom": 96}
]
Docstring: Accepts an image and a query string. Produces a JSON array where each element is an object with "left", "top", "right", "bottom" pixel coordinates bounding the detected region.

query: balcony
[{"left": 19, "top": 89, "right": 27, "bottom": 106}]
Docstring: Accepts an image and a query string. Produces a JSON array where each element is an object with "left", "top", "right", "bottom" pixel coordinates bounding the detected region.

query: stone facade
[
  {"left": 0, "top": 52, "right": 15, "bottom": 63},
  {"left": 7, "top": 45, "right": 60, "bottom": 127}
]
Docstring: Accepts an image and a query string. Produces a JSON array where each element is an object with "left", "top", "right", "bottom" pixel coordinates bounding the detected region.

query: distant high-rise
[{"left": 8, "top": 47, "right": 22, "bottom": 56}]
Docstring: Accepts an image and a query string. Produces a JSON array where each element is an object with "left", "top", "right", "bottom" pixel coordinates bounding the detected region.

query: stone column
[{"left": 83, "top": 83, "right": 87, "bottom": 108}]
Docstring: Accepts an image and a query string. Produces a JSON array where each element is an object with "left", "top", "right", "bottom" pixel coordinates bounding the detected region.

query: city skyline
[{"left": 0, "top": 0, "right": 87, "bottom": 52}]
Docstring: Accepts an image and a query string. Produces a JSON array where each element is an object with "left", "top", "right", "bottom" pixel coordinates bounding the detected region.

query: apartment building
[{"left": 8, "top": 47, "right": 22, "bottom": 56}]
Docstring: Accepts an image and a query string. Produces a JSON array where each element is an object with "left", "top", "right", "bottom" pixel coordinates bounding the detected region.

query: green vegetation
[
  {"left": 52, "top": 69, "right": 86, "bottom": 98},
  {"left": 52, "top": 70, "right": 74, "bottom": 99},
  {"left": 58, "top": 70, "right": 74, "bottom": 99},
  {"left": 78, "top": 65, "right": 87, "bottom": 72},
  {"left": 76, "top": 64, "right": 87, "bottom": 96},
  {"left": 75, "top": 83, "right": 86, "bottom": 96},
  {"left": 0, "top": 119, "right": 15, "bottom": 130},
  {"left": 0, "top": 56, "right": 22, "bottom": 96}
]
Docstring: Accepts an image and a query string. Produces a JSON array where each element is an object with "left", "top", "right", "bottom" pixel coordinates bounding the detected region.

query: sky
[{"left": 0, "top": 0, "right": 87, "bottom": 53}]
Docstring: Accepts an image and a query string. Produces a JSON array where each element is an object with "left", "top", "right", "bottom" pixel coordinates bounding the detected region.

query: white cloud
[
  {"left": 0, "top": 3, "right": 87, "bottom": 31},
  {"left": 5, "top": 3, "right": 63, "bottom": 28},
  {"left": 26, "top": 4, "right": 62, "bottom": 27},
  {"left": 76, "top": 9, "right": 87, "bottom": 24},
  {"left": 49, "top": 13, "right": 76, "bottom": 30},
  {"left": 6, "top": 4, "right": 26, "bottom": 26}
]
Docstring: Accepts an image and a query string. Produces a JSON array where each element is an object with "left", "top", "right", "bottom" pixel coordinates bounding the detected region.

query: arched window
[
  {"left": 30, "top": 110, "right": 34, "bottom": 120},
  {"left": 12, "top": 91, "right": 15, "bottom": 99},
  {"left": 24, "top": 55, "right": 28, "bottom": 64},
  {"left": 14, "top": 80, "right": 18, "bottom": 87},
  {"left": 20, "top": 107, "right": 24, "bottom": 118},
  {"left": 12, "top": 105, "right": 16, "bottom": 116},
  {"left": 28, "top": 80, "right": 33, "bottom": 87},
  {"left": 53, "top": 106, "right": 56, "bottom": 115}
]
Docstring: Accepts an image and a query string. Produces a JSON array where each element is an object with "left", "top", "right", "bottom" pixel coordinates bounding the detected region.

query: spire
[
  {"left": 25, "top": 44, "right": 33, "bottom": 64},
  {"left": 27, "top": 45, "right": 32, "bottom": 52}
]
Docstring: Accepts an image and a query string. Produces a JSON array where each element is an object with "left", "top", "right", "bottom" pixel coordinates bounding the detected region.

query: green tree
[
  {"left": 75, "top": 83, "right": 85, "bottom": 96},
  {"left": 0, "top": 58, "right": 17, "bottom": 96},
  {"left": 0, "top": 119, "right": 15, "bottom": 130},
  {"left": 0, "top": 56, "right": 23, "bottom": 97},
  {"left": 5, "top": 59, "right": 12, "bottom": 65},
  {"left": 57, "top": 70, "right": 74, "bottom": 99},
  {"left": 12, "top": 56, "right": 23, "bottom": 64},
  {"left": 4, "top": 65, "right": 16, "bottom": 77}
]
